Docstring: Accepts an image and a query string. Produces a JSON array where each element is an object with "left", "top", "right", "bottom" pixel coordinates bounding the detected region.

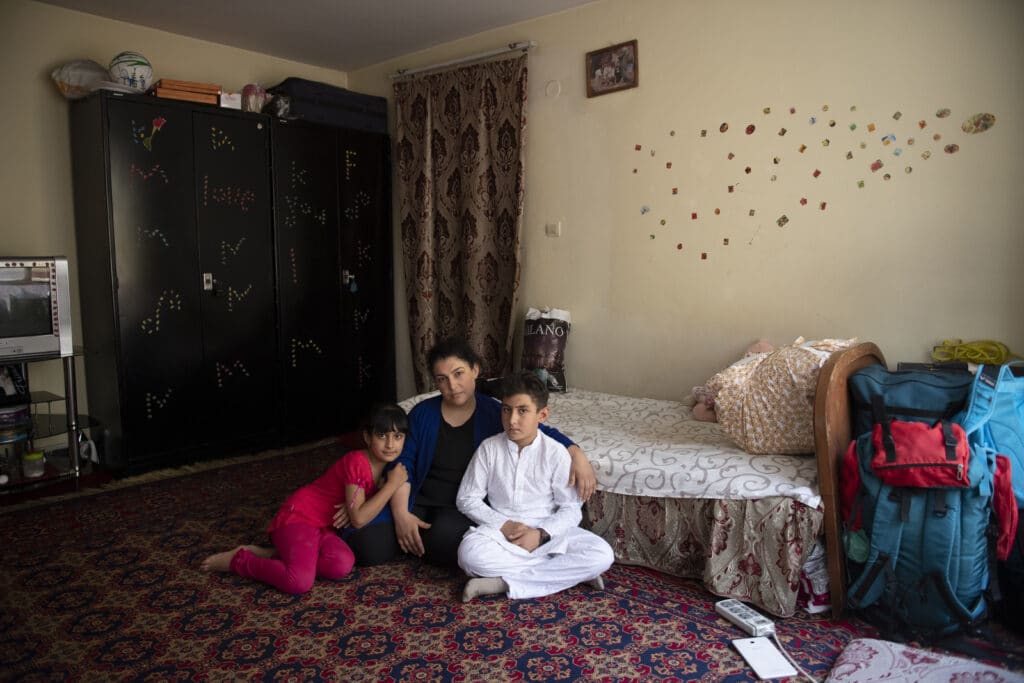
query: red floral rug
[{"left": 0, "top": 442, "right": 1007, "bottom": 681}]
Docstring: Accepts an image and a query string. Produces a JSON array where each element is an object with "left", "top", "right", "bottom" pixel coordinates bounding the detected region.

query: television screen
[{"left": 0, "top": 266, "right": 54, "bottom": 338}]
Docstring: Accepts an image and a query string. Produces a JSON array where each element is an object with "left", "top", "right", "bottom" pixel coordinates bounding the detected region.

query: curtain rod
[{"left": 390, "top": 40, "right": 536, "bottom": 80}]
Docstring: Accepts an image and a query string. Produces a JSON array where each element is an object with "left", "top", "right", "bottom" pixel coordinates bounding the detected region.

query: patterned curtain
[{"left": 394, "top": 55, "right": 528, "bottom": 392}]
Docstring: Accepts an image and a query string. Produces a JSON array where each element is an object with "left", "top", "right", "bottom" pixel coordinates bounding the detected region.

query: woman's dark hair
[
  {"left": 363, "top": 403, "right": 410, "bottom": 435},
  {"left": 427, "top": 337, "right": 482, "bottom": 372}
]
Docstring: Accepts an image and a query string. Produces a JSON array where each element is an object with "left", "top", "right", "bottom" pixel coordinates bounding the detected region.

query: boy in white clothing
[{"left": 456, "top": 371, "right": 614, "bottom": 601}]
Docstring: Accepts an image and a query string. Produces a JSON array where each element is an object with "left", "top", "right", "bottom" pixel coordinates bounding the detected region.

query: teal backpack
[{"left": 842, "top": 364, "right": 1017, "bottom": 640}]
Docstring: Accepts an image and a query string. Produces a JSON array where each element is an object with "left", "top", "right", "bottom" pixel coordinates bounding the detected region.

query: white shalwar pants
[{"left": 458, "top": 526, "right": 614, "bottom": 600}]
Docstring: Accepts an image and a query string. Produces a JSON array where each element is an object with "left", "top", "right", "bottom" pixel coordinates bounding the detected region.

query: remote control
[{"left": 715, "top": 599, "right": 776, "bottom": 637}]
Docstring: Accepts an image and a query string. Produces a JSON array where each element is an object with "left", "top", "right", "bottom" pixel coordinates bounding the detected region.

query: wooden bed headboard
[{"left": 813, "top": 341, "right": 886, "bottom": 618}]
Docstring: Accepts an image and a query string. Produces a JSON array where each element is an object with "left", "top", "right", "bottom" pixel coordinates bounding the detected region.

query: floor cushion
[{"left": 825, "top": 638, "right": 1024, "bottom": 682}]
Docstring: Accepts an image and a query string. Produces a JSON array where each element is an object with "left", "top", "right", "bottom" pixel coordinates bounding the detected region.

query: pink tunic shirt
[{"left": 268, "top": 450, "right": 376, "bottom": 533}]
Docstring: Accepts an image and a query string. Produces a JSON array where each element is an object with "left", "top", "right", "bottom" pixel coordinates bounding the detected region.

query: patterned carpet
[{"left": 0, "top": 441, "right": 947, "bottom": 681}]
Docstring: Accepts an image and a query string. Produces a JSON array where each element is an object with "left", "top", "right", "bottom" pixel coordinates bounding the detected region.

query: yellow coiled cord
[{"left": 932, "top": 339, "right": 1019, "bottom": 365}]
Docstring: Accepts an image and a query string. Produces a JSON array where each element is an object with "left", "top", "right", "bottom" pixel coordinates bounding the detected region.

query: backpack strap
[
  {"left": 960, "top": 364, "right": 1000, "bottom": 437},
  {"left": 872, "top": 395, "right": 897, "bottom": 462},
  {"left": 848, "top": 471, "right": 905, "bottom": 608}
]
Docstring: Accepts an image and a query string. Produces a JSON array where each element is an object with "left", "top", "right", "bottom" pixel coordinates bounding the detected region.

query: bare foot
[
  {"left": 241, "top": 545, "right": 274, "bottom": 559},
  {"left": 462, "top": 577, "right": 509, "bottom": 602},
  {"left": 200, "top": 548, "right": 240, "bottom": 572}
]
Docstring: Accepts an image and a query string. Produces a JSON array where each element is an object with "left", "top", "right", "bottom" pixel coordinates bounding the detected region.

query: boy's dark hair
[
  {"left": 427, "top": 337, "right": 482, "bottom": 372},
  {"left": 363, "top": 403, "right": 410, "bottom": 435},
  {"left": 500, "top": 371, "right": 549, "bottom": 410}
]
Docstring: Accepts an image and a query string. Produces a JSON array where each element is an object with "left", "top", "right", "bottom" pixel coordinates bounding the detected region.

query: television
[{"left": 0, "top": 257, "right": 74, "bottom": 360}]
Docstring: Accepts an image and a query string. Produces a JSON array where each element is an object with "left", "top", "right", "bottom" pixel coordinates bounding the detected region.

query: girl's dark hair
[
  {"left": 363, "top": 403, "right": 410, "bottom": 435},
  {"left": 427, "top": 337, "right": 482, "bottom": 372}
]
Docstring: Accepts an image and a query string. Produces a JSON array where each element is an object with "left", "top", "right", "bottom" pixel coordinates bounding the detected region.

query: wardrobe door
[
  {"left": 337, "top": 129, "right": 395, "bottom": 420},
  {"left": 271, "top": 120, "right": 344, "bottom": 442},
  {"left": 193, "top": 112, "right": 278, "bottom": 443},
  {"left": 106, "top": 98, "right": 204, "bottom": 458}
]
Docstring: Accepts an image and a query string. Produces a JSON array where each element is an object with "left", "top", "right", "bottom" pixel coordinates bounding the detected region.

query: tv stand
[{"left": 0, "top": 351, "right": 89, "bottom": 492}]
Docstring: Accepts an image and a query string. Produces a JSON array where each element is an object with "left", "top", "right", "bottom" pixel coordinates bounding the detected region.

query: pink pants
[{"left": 229, "top": 523, "right": 355, "bottom": 594}]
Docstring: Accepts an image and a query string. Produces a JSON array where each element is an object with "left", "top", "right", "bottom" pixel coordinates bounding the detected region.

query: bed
[
  {"left": 399, "top": 341, "right": 884, "bottom": 618},
  {"left": 567, "top": 342, "right": 883, "bottom": 618}
]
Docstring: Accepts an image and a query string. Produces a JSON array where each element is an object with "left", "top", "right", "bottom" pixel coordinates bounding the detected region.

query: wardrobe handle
[{"left": 342, "top": 269, "right": 358, "bottom": 293}]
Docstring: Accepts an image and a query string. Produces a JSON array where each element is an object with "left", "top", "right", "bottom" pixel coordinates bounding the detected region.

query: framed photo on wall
[{"left": 585, "top": 39, "right": 638, "bottom": 97}]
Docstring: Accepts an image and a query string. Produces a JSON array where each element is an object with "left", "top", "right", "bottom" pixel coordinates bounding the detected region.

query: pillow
[
  {"left": 712, "top": 337, "right": 856, "bottom": 454},
  {"left": 521, "top": 307, "right": 570, "bottom": 392}
]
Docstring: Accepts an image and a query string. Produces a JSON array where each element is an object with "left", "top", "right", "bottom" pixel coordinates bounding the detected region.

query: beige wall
[
  {"left": 3, "top": 0, "right": 1023, "bottom": 413},
  {"left": 351, "top": 0, "right": 1024, "bottom": 401},
  {"left": 0, "top": 0, "right": 348, "bottom": 435}
]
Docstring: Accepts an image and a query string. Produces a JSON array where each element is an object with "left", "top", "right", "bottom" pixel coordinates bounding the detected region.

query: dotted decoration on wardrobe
[
  {"left": 131, "top": 120, "right": 147, "bottom": 143},
  {"left": 344, "top": 150, "right": 357, "bottom": 180},
  {"left": 209, "top": 126, "right": 235, "bottom": 151},
  {"left": 344, "top": 191, "right": 371, "bottom": 221},
  {"left": 137, "top": 227, "right": 170, "bottom": 247},
  {"left": 129, "top": 163, "right": 169, "bottom": 186},
  {"left": 290, "top": 161, "right": 309, "bottom": 190},
  {"left": 289, "top": 247, "right": 298, "bottom": 284},
  {"left": 225, "top": 284, "right": 253, "bottom": 312},
  {"left": 352, "top": 307, "right": 369, "bottom": 331},
  {"left": 131, "top": 116, "right": 166, "bottom": 151},
  {"left": 290, "top": 338, "right": 324, "bottom": 368},
  {"left": 220, "top": 237, "right": 246, "bottom": 265},
  {"left": 215, "top": 360, "right": 250, "bottom": 388},
  {"left": 140, "top": 290, "right": 182, "bottom": 335},
  {"left": 201, "top": 175, "right": 255, "bottom": 212},
  {"left": 357, "top": 356, "right": 372, "bottom": 387},
  {"left": 355, "top": 241, "right": 373, "bottom": 268},
  {"left": 144, "top": 388, "right": 173, "bottom": 419},
  {"left": 284, "top": 195, "right": 327, "bottom": 228}
]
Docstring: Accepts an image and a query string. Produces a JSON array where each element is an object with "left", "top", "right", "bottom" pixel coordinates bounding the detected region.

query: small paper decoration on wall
[
  {"left": 962, "top": 113, "right": 996, "bottom": 134},
  {"left": 627, "top": 101, "right": 996, "bottom": 259}
]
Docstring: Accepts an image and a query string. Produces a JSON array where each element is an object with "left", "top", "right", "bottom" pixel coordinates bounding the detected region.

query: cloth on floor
[{"left": 824, "top": 637, "right": 1024, "bottom": 682}]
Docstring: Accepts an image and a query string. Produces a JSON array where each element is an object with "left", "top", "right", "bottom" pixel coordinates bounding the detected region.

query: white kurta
[{"left": 456, "top": 431, "right": 614, "bottom": 599}]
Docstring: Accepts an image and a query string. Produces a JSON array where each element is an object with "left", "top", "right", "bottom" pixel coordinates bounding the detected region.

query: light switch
[{"left": 545, "top": 221, "right": 562, "bottom": 237}]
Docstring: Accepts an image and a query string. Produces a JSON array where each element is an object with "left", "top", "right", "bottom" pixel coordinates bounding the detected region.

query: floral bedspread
[{"left": 548, "top": 389, "right": 822, "bottom": 508}]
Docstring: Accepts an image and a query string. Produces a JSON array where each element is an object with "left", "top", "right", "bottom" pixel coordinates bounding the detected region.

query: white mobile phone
[{"left": 732, "top": 637, "right": 797, "bottom": 680}]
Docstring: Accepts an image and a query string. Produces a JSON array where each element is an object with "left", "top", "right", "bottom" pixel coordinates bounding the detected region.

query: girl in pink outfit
[{"left": 201, "top": 403, "right": 409, "bottom": 594}]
